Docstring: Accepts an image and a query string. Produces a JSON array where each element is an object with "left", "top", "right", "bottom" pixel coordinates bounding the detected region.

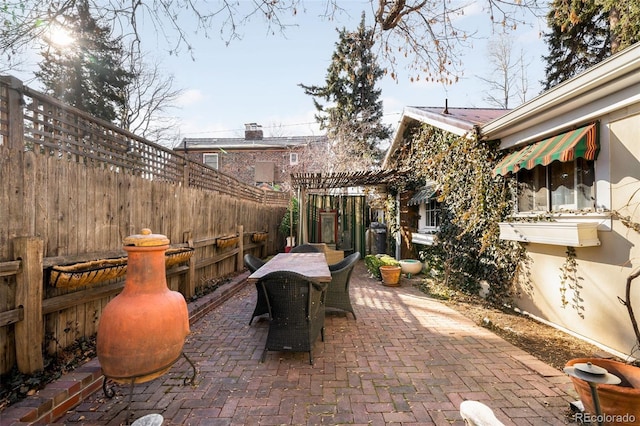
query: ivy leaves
[{"left": 392, "top": 123, "right": 523, "bottom": 302}]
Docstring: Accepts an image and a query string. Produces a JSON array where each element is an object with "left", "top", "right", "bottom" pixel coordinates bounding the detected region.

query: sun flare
[{"left": 46, "top": 24, "right": 74, "bottom": 47}]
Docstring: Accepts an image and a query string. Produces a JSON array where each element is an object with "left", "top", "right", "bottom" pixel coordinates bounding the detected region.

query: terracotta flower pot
[
  {"left": 97, "top": 229, "right": 190, "bottom": 384},
  {"left": 565, "top": 358, "right": 640, "bottom": 424},
  {"left": 380, "top": 265, "right": 401, "bottom": 287}
]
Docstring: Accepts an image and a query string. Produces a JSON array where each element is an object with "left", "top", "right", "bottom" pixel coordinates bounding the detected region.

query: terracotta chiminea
[{"left": 97, "top": 229, "right": 191, "bottom": 384}]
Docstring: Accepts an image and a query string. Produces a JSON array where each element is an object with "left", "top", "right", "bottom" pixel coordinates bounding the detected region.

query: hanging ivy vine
[
  {"left": 558, "top": 246, "right": 586, "bottom": 318},
  {"left": 387, "top": 123, "right": 526, "bottom": 304}
]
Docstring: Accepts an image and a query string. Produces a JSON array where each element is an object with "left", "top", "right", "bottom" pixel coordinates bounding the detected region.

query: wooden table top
[{"left": 247, "top": 252, "right": 331, "bottom": 283}]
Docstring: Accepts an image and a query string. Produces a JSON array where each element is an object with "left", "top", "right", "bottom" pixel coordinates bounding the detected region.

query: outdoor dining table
[{"left": 247, "top": 252, "right": 331, "bottom": 284}]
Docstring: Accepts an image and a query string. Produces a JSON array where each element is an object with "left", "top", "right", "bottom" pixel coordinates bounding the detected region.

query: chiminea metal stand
[
  {"left": 102, "top": 352, "right": 196, "bottom": 422},
  {"left": 564, "top": 361, "right": 621, "bottom": 426}
]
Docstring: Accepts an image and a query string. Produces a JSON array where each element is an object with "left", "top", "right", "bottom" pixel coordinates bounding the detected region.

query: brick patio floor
[{"left": 49, "top": 261, "right": 579, "bottom": 425}]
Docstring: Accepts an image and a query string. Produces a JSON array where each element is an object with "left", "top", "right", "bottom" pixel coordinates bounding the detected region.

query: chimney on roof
[
  {"left": 245, "top": 123, "right": 263, "bottom": 140},
  {"left": 443, "top": 99, "right": 449, "bottom": 115}
]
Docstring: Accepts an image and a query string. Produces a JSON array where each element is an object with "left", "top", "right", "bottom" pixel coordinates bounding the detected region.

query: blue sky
[
  {"left": 10, "top": 1, "right": 550, "bottom": 145},
  {"left": 155, "top": 1, "right": 549, "bottom": 144}
]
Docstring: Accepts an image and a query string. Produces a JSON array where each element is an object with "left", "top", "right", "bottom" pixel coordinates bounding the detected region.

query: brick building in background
[{"left": 175, "top": 123, "right": 328, "bottom": 190}]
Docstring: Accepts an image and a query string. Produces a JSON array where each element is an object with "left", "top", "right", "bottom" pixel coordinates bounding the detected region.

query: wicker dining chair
[
  {"left": 244, "top": 254, "right": 268, "bottom": 325},
  {"left": 289, "top": 244, "right": 323, "bottom": 253},
  {"left": 326, "top": 252, "right": 360, "bottom": 319},
  {"left": 258, "top": 271, "right": 326, "bottom": 364}
]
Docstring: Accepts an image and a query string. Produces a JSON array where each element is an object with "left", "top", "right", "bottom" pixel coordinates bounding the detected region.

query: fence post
[
  {"left": 182, "top": 154, "right": 190, "bottom": 188},
  {"left": 237, "top": 225, "right": 244, "bottom": 272},
  {"left": 13, "top": 236, "right": 44, "bottom": 374},
  {"left": 2, "top": 76, "right": 25, "bottom": 149}
]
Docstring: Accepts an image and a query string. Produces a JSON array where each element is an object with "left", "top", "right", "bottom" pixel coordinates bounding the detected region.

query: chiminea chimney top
[{"left": 244, "top": 123, "right": 263, "bottom": 140}]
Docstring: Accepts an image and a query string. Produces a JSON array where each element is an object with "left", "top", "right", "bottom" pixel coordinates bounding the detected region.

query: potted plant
[
  {"left": 365, "top": 254, "right": 401, "bottom": 286},
  {"left": 279, "top": 197, "right": 298, "bottom": 251},
  {"left": 565, "top": 268, "right": 640, "bottom": 424}
]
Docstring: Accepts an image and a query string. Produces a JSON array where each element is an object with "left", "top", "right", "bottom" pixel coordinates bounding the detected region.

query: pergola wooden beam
[{"left": 290, "top": 170, "right": 398, "bottom": 190}]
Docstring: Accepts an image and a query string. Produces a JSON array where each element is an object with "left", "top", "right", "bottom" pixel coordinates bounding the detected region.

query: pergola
[
  {"left": 290, "top": 170, "right": 398, "bottom": 191},
  {"left": 290, "top": 170, "right": 399, "bottom": 251}
]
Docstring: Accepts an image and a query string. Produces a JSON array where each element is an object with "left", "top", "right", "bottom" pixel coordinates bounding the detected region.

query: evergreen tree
[
  {"left": 35, "top": 0, "right": 132, "bottom": 123},
  {"left": 543, "top": 0, "right": 640, "bottom": 90},
  {"left": 299, "top": 12, "right": 391, "bottom": 171}
]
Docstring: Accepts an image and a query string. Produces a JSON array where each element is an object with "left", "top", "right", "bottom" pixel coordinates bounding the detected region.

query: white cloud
[
  {"left": 176, "top": 89, "right": 205, "bottom": 107},
  {"left": 459, "top": 2, "right": 484, "bottom": 19}
]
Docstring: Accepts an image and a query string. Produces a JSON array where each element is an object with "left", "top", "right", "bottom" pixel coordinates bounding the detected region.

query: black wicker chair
[
  {"left": 244, "top": 254, "right": 268, "bottom": 325},
  {"left": 326, "top": 252, "right": 361, "bottom": 319},
  {"left": 289, "top": 244, "right": 323, "bottom": 253},
  {"left": 258, "top": 271, "right": 327, "bottom": 364}
]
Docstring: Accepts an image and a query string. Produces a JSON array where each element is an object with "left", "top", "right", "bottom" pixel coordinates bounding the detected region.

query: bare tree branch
[
  {"left": 120, "top": 52, "right": 184, "bottom": 147},
  {"left": 476, "top": 33, "right": 528, "bottom": 108},
  {"left": 372, "top": 0, "right": 545, "bottom": 82},
  {"left": 1, "top": 0, "right": 544, "bottom": 84}
]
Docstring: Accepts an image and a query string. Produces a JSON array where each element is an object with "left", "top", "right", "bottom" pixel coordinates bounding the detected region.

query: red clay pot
[
  {"left": 97, "top": 229, "right": 190, "bottom": 384},
  {"left": 565, "top": 358, "right": 640, "bottom": 425},
  {"left": 380, "top": 265, "right": 401, "bottom": 287}
]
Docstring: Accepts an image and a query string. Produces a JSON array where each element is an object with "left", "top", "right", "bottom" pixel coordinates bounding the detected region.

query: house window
[
  {"left": 290, "top": 153, "right": 298, "bottom": 165},
  {"left": 417, "top": 197, "right": 441, "bottom": 234},
  {"left": 408, "top": 185, "right": 441, "bottom": 232},
  {"left": 424, "top": 198, "right": 441, "bottom": 228},
  {"left": 203, "top": 153, "right": 219, "bottom": 170},
  {"left": 411, "top": 192, "right": 441, "bottom": 246},
  {"left": 516, "top": 158, "right": 595, "bottom": 212}
]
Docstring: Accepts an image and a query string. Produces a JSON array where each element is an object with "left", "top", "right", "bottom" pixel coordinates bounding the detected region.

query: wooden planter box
[{"left": 216, "top": 235, "right": 239, "bottom": 249}]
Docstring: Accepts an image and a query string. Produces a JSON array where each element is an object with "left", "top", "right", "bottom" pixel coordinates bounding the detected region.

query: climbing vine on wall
[
  {"left": 559, "top": 246, "right": 585, "bottom": 318},
  {"left": 388, "top": 123, "right": 526, "bottom": 304}
]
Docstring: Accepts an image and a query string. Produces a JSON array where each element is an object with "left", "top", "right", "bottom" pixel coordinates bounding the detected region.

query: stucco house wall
[{"left": 482, "top": 44, "right": 640, "bottom": 358}]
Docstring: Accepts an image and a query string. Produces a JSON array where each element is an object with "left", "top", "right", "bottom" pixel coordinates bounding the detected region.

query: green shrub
[{"left": 364, "top": 254, "right": 400, "bottom": 279}]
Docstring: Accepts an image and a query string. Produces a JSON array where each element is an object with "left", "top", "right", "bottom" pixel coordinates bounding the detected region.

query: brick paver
[{"left": 52, "top": 261, "right": 579, "bottom": 425}]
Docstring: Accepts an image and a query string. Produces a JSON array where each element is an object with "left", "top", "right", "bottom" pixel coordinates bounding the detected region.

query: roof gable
[{"left": 383, "top": 105, "right": 510, "bottom": 167}]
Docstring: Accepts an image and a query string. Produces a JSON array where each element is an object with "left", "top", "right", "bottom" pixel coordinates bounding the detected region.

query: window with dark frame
[
  {"left": 424, "top": 198, "right": 441, "bottom": 228},
  {"left": 516, "top": 158, "right": 595, "bottom": 213}
]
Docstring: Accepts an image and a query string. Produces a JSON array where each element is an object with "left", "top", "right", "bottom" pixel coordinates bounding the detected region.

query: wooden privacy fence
[
  {"left": 1, "top": 227, "right": 267, "bottom": 375},
  {"left": 0, "top": 76, "right": 289, "bottom": 375}
]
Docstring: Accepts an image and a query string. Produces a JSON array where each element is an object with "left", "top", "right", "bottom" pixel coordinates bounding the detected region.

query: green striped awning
[
  {"left": 493, "top": 123, "right": 599, "bottom": 176},
  {"left": 408, "top": 185, "right": 437, "bottom": 206}
]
